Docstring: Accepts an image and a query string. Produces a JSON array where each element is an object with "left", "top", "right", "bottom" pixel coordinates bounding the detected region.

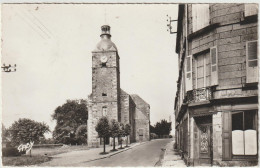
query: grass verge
[{"left": 2, "top": 155, "right": 52, "bottom": 166}]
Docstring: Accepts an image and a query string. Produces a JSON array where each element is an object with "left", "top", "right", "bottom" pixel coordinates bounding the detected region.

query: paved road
[{"left": 75, "top": 139, "right": 171, "bottom": 167}]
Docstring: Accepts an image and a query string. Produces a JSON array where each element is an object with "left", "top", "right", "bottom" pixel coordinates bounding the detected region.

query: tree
[
  {"left": 95, "top": 117, "right": 110, "bottom": 154},
  {"left": 8, "top": 118, "right": 50, "bottom": 146},
  {"left": 154, "top": 120, "right": 171, "bottom": 138},
  {"left": 150, "top": 124, "right": 155, "bottom": 134},
  {"left": 124, "top": 124, "right": 131, "bottom": 147},
  {"left": 118, "top": 123, "right": 125, "bottom": 149},
  {"left": 2, "top": 124, "right": 11, "bottom": 144},
  {"left": 52, "top": 99, "right": 88, "bottom": 144},
  {"left": 109, "top": 119, "right": 120, "bottom": 151},
  {"left": 75, "top": 125, "right": 88, "bottom": 145}
]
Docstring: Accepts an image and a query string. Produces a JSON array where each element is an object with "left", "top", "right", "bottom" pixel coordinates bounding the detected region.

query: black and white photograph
[{"left": 1, "top": 1, "right": 259, "bottom": 167}]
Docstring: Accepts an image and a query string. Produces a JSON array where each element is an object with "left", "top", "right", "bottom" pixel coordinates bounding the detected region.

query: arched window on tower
[{"left": 102, "top": 106, "right": 107, "bottom": 116}]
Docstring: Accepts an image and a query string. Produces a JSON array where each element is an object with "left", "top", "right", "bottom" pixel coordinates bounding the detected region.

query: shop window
[
  {"left": 192, "top": 4, "right": 210, "bottom": 32},
  {"left": 231, "top": 111, "right": 257, "bottom": 156},
  {"left": 246, "top": 41, "right": 258, "bottom": 83}
]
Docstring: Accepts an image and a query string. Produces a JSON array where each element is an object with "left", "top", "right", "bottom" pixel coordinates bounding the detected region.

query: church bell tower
[{"left": 87, "top": 25, "right": 121, "bottom": 147}]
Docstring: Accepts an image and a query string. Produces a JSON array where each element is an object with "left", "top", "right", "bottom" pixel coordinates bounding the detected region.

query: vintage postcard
[{"left": 1, "top": 1, "right": 259, "bottom": 167}]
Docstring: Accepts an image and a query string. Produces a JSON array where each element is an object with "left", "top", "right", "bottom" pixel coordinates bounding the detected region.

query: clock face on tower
[{"left": 100, "top": 56, "right": 108, "bottom": 63}]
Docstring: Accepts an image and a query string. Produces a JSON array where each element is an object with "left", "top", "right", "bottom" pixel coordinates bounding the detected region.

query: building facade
[
  {"left": 87, "top": 25, "right": 150, "bottom": 147},
  {"left": 174, "top": 4, "right": 258, "bottom": 166}
]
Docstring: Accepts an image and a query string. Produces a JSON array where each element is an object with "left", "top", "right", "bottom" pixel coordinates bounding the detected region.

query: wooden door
[{"left": 198, "top": 124, "right": 212, "bottom": 165}]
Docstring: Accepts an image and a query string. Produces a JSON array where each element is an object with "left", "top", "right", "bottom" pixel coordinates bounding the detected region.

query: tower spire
[{"left": 100, "top": 25, "right": 111, "bottom": 38}]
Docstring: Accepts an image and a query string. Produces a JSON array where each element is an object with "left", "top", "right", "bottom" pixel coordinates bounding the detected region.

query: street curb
[{"left": 83, "top": 141, "right": 148, "bottom": 163}]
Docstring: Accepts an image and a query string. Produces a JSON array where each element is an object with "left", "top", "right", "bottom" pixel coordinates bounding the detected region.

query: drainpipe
[{"left": 185, "top": 4, "right": 190, "bottom": 164}]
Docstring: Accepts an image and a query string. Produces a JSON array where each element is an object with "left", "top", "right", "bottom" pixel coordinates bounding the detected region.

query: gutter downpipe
[{"left": 185, "top": 4, "right": 190, "bottom": 165}]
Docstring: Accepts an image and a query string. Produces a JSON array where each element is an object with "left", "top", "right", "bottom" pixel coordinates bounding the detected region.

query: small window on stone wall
[
  {"left": 101, "top": 63, "right": 107, "bottom": 67},
  {"left": 102, "top": 93, "right": 107, "bottom": 96},
  {"left": 102, "top": 107, "right": 107, "bottom": 116}
]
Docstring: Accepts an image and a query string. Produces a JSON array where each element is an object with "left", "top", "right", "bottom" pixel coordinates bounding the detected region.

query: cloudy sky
[{"left": 1, "top": 3, "right": 178, "bottom": 134}]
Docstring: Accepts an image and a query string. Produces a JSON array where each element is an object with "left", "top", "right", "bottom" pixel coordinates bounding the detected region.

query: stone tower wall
[{"left": 88, "top": 50, "right": 120, "bottom": 147}]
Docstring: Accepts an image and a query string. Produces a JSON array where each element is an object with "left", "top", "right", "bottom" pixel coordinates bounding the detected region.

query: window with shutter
[
  {"left": 246, "top": 41, "right": 258, "bottom": 83},
  {"left": 210, "top": 46, "right": 218, "bottom": 85},
  {"left": 245, "top": 4, "right": 258, "bottom": 17},
  {"left": 192, "top": 4, "right": 210, "bottom": 32},
  {"left": 186, "top": 55, "right": 193, "bottom": 91}
]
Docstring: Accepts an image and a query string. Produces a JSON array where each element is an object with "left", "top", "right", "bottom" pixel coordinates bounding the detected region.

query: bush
[
  {"left": 2, "top": 147, "right": 23, "bottom": 157},
  {"left": 150, "top": 133, "right": 158, "bottom": 139}
]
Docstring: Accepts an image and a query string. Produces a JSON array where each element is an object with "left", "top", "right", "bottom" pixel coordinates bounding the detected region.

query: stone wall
[
  {"left": 120, "top": 89, "right": 136, "bottom": 143},
  {"left": 131, "top": 94, "right": 150, "bottom": 142},
  {"left": 176, "top": 3, "right": 258, "bottom": 166},
  {"left": 88, "top": 50, "right": 120, "bottom": 147},
  {"left": 189, "top": 3, "right": 258, "bottom": 97}
]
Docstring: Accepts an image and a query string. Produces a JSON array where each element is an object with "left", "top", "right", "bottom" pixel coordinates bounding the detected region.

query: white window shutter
[
  {"left": 246, "top": 41, "right": 258, "bottom": 83},
  {"left": 192, "top": 4, "right": 209, "bottom": 32},
  {"left": 192, "top": 5, "right": 197, "bottom": 32},
  {"left": 210, "top": 46, "right": 218, "bottom": 85},
  {"left": 245, "top": 4, "right": 258, "bottom": 17},
  {"left": 185, "top": 55, "right": 193, "bottom": 91}
]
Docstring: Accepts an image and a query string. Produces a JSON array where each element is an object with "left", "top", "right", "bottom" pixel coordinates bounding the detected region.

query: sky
[{"left": 1, "top": 3, "right": 179, "bottom": 135}]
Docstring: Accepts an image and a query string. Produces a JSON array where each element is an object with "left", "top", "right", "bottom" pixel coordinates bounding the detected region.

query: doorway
[
  {"left": 194, "top": 115, "right": 213, "bottom": 166},
  {"left": 198, "top": 124, "right": 212, "bottom": 165}
]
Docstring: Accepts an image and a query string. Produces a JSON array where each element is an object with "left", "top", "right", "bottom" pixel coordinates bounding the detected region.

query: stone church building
[{"left": 87, "top": 25, "right": 150, "bottom": 147}]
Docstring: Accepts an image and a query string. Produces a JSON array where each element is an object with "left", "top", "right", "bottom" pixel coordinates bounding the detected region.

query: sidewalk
[
  {"left": 161, "top": 140, "right": 186, "bottom": 167},
  {"left": 38, "top": 141, "right": 146, "bottom": 166}
]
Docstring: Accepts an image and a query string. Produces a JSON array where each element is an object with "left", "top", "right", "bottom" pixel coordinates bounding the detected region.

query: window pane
[
  {"left": 212, "top": 65, "right": 217, "bottom": 72},
  {"left": 232, "top": 130, "right": 245, "bottom": 155},
  {"left": 248, "top": 60, "right": 257, "bottom": 67},
  {"left": 206, "top": 64, "right": 210, "bottom": 76},
  {"left": 197, "top": 66, "right": 204, "bottom": 78},
  {"left": 206, "top": 76, "right": 210, "bottom": 87},
  {"left": 244, "top": 111, "right": 256, "bottom": 130},
  {"left": 211, "top": 48, "right": 217, "bottom": 64},
  {"left": 206, "top": 53, "right": 210, "bottom": 64},
  {"left": 232, "top": 112, "right": 243, "bottom": 131},
  {"left": 187, "top": 72, "right": 191, "bottom": 79},
  {"left": 197, "top": 78, "right": 204, "bottom": 88},
  {"left": 245, "top": 130, "right": 257, "bottom": 155},
  {"left": 197, "top": 55, "right": 204, "bottom": 67}
]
